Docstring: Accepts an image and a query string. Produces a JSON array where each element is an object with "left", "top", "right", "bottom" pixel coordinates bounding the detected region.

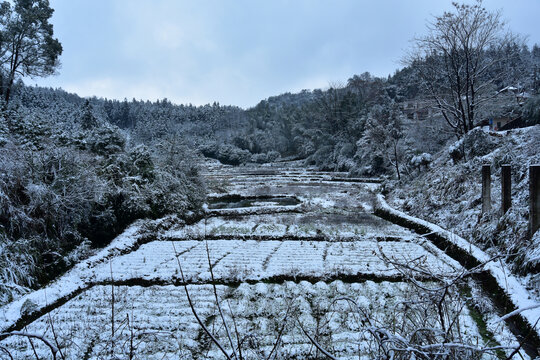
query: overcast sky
[{"left": 28, "top": 0, "right": 540, "bottom": 108}]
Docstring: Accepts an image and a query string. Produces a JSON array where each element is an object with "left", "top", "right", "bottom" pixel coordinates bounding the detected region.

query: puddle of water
[{"left": 208, "top": 196, "right": 300, "bottom": 209}]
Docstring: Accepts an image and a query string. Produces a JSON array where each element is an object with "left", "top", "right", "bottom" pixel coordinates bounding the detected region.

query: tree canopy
[
  {"left": 0, "top": 0, "right": 62, "bottom": 106},
  {"left": 406, "top": 0, "right": 522, "bottom": 137}
]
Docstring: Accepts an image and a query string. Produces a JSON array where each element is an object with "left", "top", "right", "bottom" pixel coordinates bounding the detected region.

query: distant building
[
  {"left": 400, "top": 100, "right": 432, "bottom": 121},
  {"left": 480, "top": 85, "right": 530, "bottom": 131},
  {"left": 486, "top": 117, "right": 518, "bottom": 131},
  {"left": 498, "top": 86, "right": 532, "bottom": 106}
]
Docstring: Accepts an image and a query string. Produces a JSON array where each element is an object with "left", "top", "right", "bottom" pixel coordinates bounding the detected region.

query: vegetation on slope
[
  {"left": 388, "top": 126, "right": 540, "bottom": 279},
  {"left": 0, "top": 92, "right": 205, "bottom": 305}
]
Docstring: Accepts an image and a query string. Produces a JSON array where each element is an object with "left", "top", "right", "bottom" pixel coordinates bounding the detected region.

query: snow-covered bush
[
  {"left": 252, "top": 150, "right": 281, "bottom": 164},
  {"left": 410, "top": 152, "right": 432, "bottom": 170},
  {"left": 0, "top": 235, "right": 35, "bottom": 304},
  {"left": 389, "top": 125, "right": 540, "bottom": 282},
  {"left": 0, "top": 113, "right": 8, "bottom": 146},
  {"left": 86, "top": 124, "right": 126, "bottom": 156},
  {"left": 523, "top": 231, "right": 540, "bottom": 273},
  {"left": 462, "top": 127, "right": 499, "bottom": 158},
  {"left": 251, "top": 153, "right": 269, "bottom": 163},
  {"left": 267, "top": 150, "right": 280, "bottom": 162},
  {"left": 0, "top": 141, "right": 102, "bottom": 300},
  {"left": 448, "top": 138, "right": 464, "bottom": 163},
  {"left": 0, "top": 100, "right": 205, "bottom": 304},
  {"left": 522, "top": 95, "right": 540, "bottom": 126},
  {"left": 200, "top": 142, "right": 252, "bottom": 165},
  {"left": 306, "top": 145, "right": 335, "bottom": 170},
  {"left": 448, "top": 128, "right": 500, "bottom": 165}
]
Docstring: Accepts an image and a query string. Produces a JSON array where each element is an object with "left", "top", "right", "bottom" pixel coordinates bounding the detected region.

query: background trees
[
  {"left": 0, "top": 84, "right": 206, "bottom": 305},
  {"left": 357, "top": 103, "right": 405, "bottom": 179},
  {"left": 0, "top": 0, "right": 62, "bottom": 106},
  {"left": 407, "top": 0, "right": 522, "bottom": 137}
]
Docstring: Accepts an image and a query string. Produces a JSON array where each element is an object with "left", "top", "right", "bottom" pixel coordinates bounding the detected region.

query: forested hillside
[{"left": 0, "top": 85, "right": 206, "bottom": 304}]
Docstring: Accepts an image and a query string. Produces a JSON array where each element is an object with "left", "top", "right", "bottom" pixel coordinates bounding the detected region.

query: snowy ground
[
  {"left": 2, "top": 281, "right": 487, "bottom": 360},
  {"left": 0, "top": 161, "right": 528, "bottom": 359},
  {"left": 83, "top": 238, "right": 458, "bottom": 284}
]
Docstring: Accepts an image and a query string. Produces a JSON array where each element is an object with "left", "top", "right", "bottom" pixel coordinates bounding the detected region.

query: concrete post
[
  {"left": 530, "top": 165, "right": 540, "bottom": 238},
  {"left": 501, "top": 165, "right": 512, "bottom": 215},
  {"left": 482, "top": 164, "right": 491, "bottom": 213}
]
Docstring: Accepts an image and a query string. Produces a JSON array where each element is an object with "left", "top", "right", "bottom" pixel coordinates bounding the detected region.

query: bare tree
[{"left": 406, "top": 0, "right": 522, "bottom": 137}]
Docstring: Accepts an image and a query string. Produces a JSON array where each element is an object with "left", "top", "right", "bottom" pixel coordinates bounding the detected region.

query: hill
[{"left": 388, "top": 125, "right": 540, "bottom": 290}]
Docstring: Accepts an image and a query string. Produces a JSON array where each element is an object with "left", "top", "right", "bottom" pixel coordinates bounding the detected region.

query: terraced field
[{"left": 0, "top": 161, "right": 528, "bottom": 359}]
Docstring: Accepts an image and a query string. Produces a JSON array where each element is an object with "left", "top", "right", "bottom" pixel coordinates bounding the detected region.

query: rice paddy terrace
[{"left": 0, "top": 161, "right": 532, "bottom": 359}]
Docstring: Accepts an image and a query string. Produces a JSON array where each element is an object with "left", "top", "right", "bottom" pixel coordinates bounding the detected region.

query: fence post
[
  {"left": 482, "top": 164, "right": 492, "bottom": 213},
  {"left": 530, "top": 165, "right": 540, "bottom": 238},
  {"left": 501, "top": 165, "right": 512, "bottom": 215}
]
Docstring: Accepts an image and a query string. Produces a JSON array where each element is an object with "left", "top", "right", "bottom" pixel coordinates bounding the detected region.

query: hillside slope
[{"left": 388, "top": 125, "right": 540, "bottom": 289}]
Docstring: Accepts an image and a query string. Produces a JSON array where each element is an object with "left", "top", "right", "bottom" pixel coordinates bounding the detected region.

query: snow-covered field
[
  {"left": 2, "top": 281, "right": 492, "bottom": 359},
  {"left": 83, "top": 238, "right": 458, "bottom": 284},
  {"left": 0, "top": 161, "right": 530, "bottom": 359},
  {"left": 166, "top": 212, "right": 412, "bottom": 240}
]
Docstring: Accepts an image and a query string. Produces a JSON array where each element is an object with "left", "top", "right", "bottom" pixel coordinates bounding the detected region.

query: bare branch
[
  {"left": 172, "top": 241, "right": 231, "bottom": 360},
  {"left": 205, "top": 240, "right": 238, "bottom": 359},
  {"left": 299, "top": 322, "right": 338, "bottom": 360},
  {"left": 0, "top": 345, "right": 14, "bottom": 360},
  {"left": 266, "top": 301, "right": 292, "bottom": 360},
  {"left": 497, "top": 303, "right": 540, "bottom": 323},
  {"left": 0, "top": 332, "right": 58, "bottom": 360}
]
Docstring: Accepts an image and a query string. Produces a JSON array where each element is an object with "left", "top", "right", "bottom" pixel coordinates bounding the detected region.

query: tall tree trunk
[
  {"left": 4, "top": 50, "right": 19, "bottom": 109},
  {"left": 393, "top": 141, "right": 401, "bottom": 180},
  {"left": 4, "top": 76, "right": 14, "bottom": 108}
]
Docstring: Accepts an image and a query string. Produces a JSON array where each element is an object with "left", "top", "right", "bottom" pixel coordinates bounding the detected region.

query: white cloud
[
  {"left": 34, "top": 0, "right": 540, "bottom": 107},
  {"left": 153, "top": 23, "right": 186, "bottom": 50}
]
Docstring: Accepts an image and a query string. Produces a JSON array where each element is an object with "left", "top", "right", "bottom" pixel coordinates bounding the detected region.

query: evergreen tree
[
  {"left": 80, "top": 99, "right": 97, "bottom": 130},
  {"left": 0, "top": 0, "right": 62, "bottom": 106}
]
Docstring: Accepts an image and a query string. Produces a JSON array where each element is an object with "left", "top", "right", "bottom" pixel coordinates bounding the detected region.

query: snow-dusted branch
[
  {"left": 205, "top": 240, "right": 239, "bottom": 360},
  {"left": 172, "top": 241, "right": 232, "bottom": 360},
  {"left": 299, "top": 322, "right": 338, "bottom": 360},
  {"left": 497, "top": 304, "right": 540, "bottom": 323},
  {"left": 0, "top": 331, "right": 58, "bottom": 360}
]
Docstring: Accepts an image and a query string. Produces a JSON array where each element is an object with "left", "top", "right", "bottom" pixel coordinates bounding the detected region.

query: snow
[
  {"left": 165, "top": 212, "right": 414, "bottom": 241},
  {"left": 207, "top": 203, "right": 302, "bottom": 216},
  {"left": 0, "top": 222, "right": 143, "bottom": 333},
  {"left": 376, "top": 193, "right": 540, "bottom": 337},
  {"left": 82, "top": 238, "right": 457, "bottom": 284},
  {"left": 1, "top": 280, "right": 492, "bottom": 360},
  {"left": 0, "top": 163, "right": 529, "bottom": 358}
]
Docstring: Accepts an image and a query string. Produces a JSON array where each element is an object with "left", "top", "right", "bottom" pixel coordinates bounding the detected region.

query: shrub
[
  {"left": 0, "top": 108, "right": 205, "bottom": 304},
  {"left": 200, "top": 142, "right": 252, "bottom": 165}
]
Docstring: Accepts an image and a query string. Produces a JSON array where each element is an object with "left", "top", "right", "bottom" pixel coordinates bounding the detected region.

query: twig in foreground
[{"left": 172, "top": 241, "right": 231, "bottom": 360}]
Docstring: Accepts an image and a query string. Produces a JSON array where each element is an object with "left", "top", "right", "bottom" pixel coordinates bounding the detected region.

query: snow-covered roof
[{"left": 498, "top": 86, "right": 519, "bottom": 93}]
